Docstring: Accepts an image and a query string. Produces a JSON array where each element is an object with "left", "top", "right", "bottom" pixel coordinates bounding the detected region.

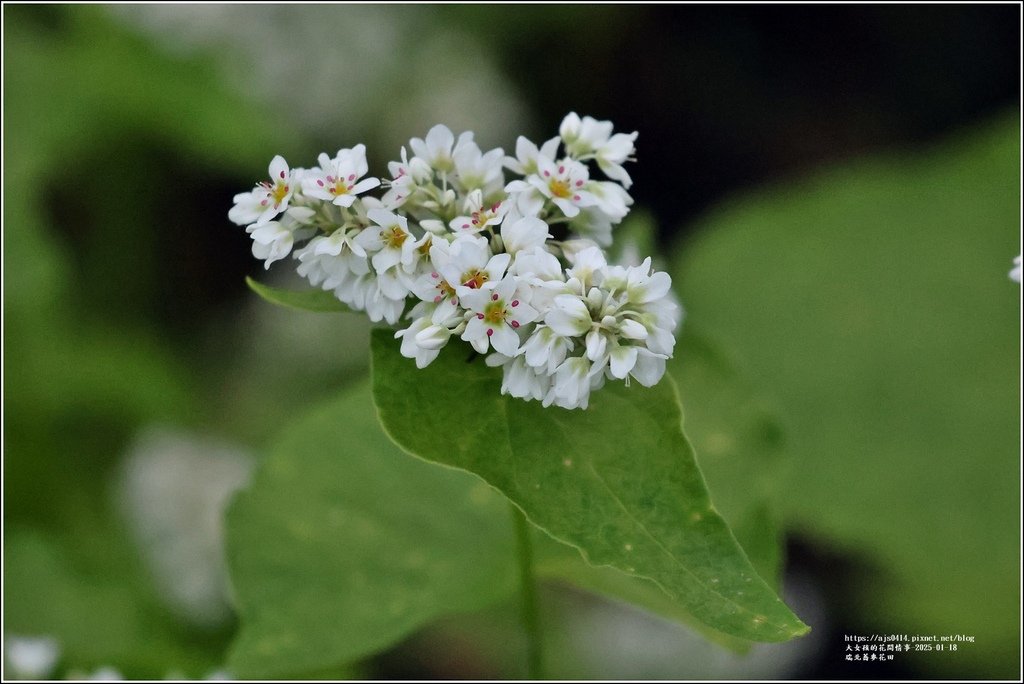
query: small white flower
[
  {"left": 229, "top": 155, "right": 298, "bottom": 226},
  {"left": 1011, "top": 255, "right": 1022, "bottom": 283},
  {"left": 361, "top": 208, "right": 423, "bottom": 273},
  {"left": 528, "top": 156, "right": 598, "bottom": 218},
  {"left": 431, "top": 235, "right": 511, "bottom": 296},
  {"left": 585, "top": 180, "right": 633, "bottom": 223},
  {"left": 548, "top": 355, "right": 602, "bottom": 410},
  {"left": 504, "top": 135, "right": 561, "bottom": 176},
  {"left": 4, "top": 635, "right": 60, "bottom": 679},
  {"left": 361, "top": 277, "right": 407, "bottom": 324},
  {"left": 246, "top": 206, "right": 315, "bottom": 269},
  {"left": 565, "top": 246, "right": 608, "bottom": 291},
  {"left": 302, "top": 145, "right": 380, "bottom": 208},
  {"left": 460, "top": 276, "right": 539, "bottom": 356},
  {"left": 396, "top": 314, "right": 451, "bottom": 368},
  {"left": 490, "top": 354, "right": 551, "bottom": 401},
  {"left": 381, "top": 147, "right": 424, "bottom": 210},
  {"left": 449, "top": 189, "right": 509, "bottom": 234},
  {"left": 452, "top": 139, "right": 505, "bottom": 196},
  {"left": 520, "top": 324, "right": 574, "bottom": 375},
  {"left": 621, "top": 257, "right": 672, "bottom": 304},
  {"left": 249, "top": 222, "right": 293, "bottom": 269},
  {"left": 559, "top": 112, "right": 638, "bottom": 187},
  {"left": 409, "top": 124, "right": 471, "bottom": 172},
  {"left": 509, "top": 245, "right": 567, "bottom": 311},
  {"left": 545, "top": 294, "right": 593, "bottom": 337},
  {"left": 501, "top": 216, "right": 551, "bottom": 255},
  {"left": 594, "top": 130, "right": 638, "bottom": 188},
  {"left": 629, "top": 347, "right": 669, "bottom": 386}
]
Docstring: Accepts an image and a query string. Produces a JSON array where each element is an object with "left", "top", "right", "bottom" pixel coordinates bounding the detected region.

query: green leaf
[
  {"left": 673, "top": 114, "right": 1020, "bottom": 677},
  {"left": 226, "top": 383, "right": 517, "bottom": 678},
  {"left": 245, "top": 276, "right": 353, "bottom": 314},
  {"left": 530, "top": 327, "right": 793, "bottom": 653},
  {"left": 371, "top": 329, "right": 810, "bottom": 643}
]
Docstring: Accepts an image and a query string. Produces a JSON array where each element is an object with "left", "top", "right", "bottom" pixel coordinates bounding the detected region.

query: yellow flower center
[
  {"left": 437, "top": 280, "right": 456, "bottom": 299},
  {"left": 484, "top": 300, "right": 507, "bottom": 325},
  {"left": 385, "top": 225, "right": 407, "bottom": 249},
  {"left": 548, "top": 179, "right": 572, "bottom": 199},
  {"left": 461, "top": 269, "right": 489, "bottom": 289},
  {"left": 271, "top": 182, "right": 290, "bottom": 205}
]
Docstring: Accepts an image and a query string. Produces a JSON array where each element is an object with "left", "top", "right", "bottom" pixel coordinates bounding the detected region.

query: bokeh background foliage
[{"left": 3, "top": 3, "right": 1020, "bottom": 680}]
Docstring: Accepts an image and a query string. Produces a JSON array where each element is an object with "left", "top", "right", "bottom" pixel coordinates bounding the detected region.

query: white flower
[
  {"left": 302, "top": 145, "right": 380, "bottom": 207},
  {"left": 545, "top": 293, "right": 592, "bottom": 337},
  {"left": 489, "top": 353, "right": 552, "bottom": 401},
  {"left": 229, "top": 155, "right": 298, "bottom": 226},
  {"left": 295, "top": 226, "right": 373, "bottom": 288},
  {"left": 4, "top": 635, "right": 60, "bottom": 679},
  {"left": 618, "top": 257, "right": 672, "bottom": 304},
  {"left": 520, "top": 324, "right": 574, "bottom": 375},
  {"left": 510, "top": 245, "right": 566, "bottom": 311},
  {"left": 396, "top": 313, "right": 452, "bottom": 368},
  {"left": 248, "top": 222, "right": 293, "bottom": 269},
  {"left": 409, "top": 124, "right": 472, "bottom": 173},
  {"left": 246, "top": 206, "right": 315, "bottom": 269},
  {"left": 233, "top": 114, "right": 679, "bottom": 410},
  {"left": 504, "top": 135, "right": 561, "bottom": 176},
  {"left": 559, "top": 112, "right": 637, "bottom": 187},
  {"left": 449, "top": 189, "right": 509, "bottom": 234},
  {"left": 431, "top": 235, "right": 510, "bottom": 296},
  {"left": 547, "top": 356, "right": 603, "bottom": 410},
  {"left": 565, "top": 245, "right": 608, "bottom": 291},
  {"left": 528, "top": 156, "right": 598, "bottom": 218},
  {"left": 585, "top": 180, "right": 633, "bottom": 223},
  {"left": 381, "top": 146, "right": 424, "bottom": 210},
  {"left": 460, "top": 276, "right": 539, "bottom": 356},
  {"left": 452, "top": 139, "right": 505, "bottom": 196},
  {"left": 594, "top": 130, "right": 638, "bottom": 188},
  {"left": 361, "top": 277, "right": 407, "bottom": 324},
  {"left": 501, "top": 215, "right": 551, "bottom": 255},
  {"left": 361, "top": 208, "right": 425, "bottom": 273},
  {"left": 66, "top": 666, "right": 125, "bottom": 681},
  {"left": 1011, "top": 255, "right": 1022, "bottom": 283},
  {"left": 629, "top": 347, "right": 669, "bottom": 386}
]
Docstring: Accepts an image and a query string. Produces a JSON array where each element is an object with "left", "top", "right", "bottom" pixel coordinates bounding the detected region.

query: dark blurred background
[{"left": 4, "top": 3, "right": 1020, "bottom": 680}]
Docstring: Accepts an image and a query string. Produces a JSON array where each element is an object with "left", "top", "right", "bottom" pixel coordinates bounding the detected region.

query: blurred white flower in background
[
  {"left": 116, "top": 429, "right": 254, "bottom": 629},
  {"left": 108, "top": 5, "right": 530, "bottom": 152},
  {"left": 3, "top": 635, "right": 61, "bottom": 680},
  {"left": 1010, "top": 254, "right": 1021, "bottom": 283},
  {"left": 65, "top": 666, "right": 124, "bottom": 681}
]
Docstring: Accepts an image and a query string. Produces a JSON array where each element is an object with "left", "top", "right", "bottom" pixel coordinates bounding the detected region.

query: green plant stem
[{"left": 512, "top": 504, "right": 544, "bottom": 679}]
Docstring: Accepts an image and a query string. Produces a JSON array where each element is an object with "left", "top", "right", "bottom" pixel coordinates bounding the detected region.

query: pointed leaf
[
  {"left": 371, "top": 329, "right": 810, "bottom": 643},
  {"left": 245, "top": 276, "right": 352, "bottom": 314},
  {"left": 226, "top": 383, "right": 517, "bottom": 678}
]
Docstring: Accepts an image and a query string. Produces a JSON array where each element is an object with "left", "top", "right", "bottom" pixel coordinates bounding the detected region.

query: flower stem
[{"left": 512, "top": 504, "right": 544, "bottom": 679}]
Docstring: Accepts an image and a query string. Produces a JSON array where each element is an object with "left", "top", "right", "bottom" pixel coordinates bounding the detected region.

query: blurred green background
[{"left": 3, "top": 4, "right": 1019, "bottom": 680}]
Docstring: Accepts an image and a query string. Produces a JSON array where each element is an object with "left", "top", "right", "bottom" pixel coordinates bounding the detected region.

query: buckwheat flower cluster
[{"left": 229, "top": 113, "right": 681, "bottom": 409}]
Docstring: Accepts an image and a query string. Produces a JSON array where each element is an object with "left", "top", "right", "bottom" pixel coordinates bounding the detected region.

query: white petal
[
  {"left": 610, "top": 345, "right": 639, "bottom": 379},
  {"left": 490, "top": 324, "right": 521, "bottom": 357},
  {"left": 619, "top": 318, "right": 649, "bottom": 341},
  {"left": 630, "top": 349, "right": 667, "bottom": 387},
  {"left": 268, "top": 155, "right": 289, "bottom": 181},
  {"left": 585, "top": 329, "right": 607, "bottom": 362}
]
